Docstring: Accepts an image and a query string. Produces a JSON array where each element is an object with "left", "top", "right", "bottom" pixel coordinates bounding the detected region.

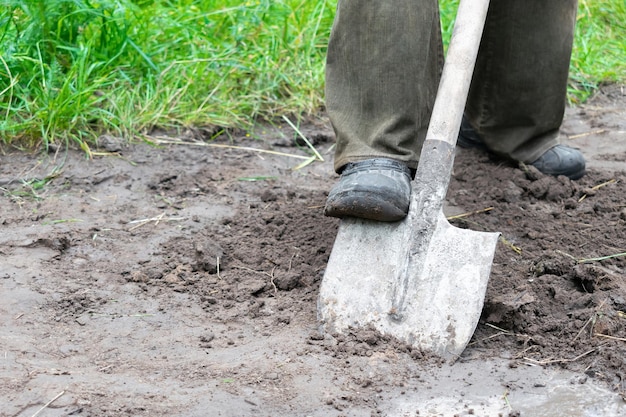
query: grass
[
  {"left": 569, "top": 0, "right": 626, "bottom": 103},
  {"left": 0, "top": 0, "right": 624, "bottom": 151}
]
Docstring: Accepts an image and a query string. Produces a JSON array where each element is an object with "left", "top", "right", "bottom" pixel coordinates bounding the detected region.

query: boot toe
[
  {"left": 324, "top": 159, "right": 412, "bottom": 222},
  {"left": 530, "top": 145, "right": 586, "bottom": 180}
]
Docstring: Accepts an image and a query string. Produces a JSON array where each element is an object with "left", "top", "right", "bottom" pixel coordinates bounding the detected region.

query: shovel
[{"left": 318, "top": 0, "right": 499, "bottom": 360}]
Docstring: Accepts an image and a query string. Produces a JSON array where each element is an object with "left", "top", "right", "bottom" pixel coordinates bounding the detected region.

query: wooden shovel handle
[{"left": 425, "top": 0, "right": 490, "bottom": 147}]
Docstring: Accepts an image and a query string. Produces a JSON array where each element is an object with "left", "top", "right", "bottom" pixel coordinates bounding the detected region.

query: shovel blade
[{"left": 318, "top": 211, "right": 499, "bottom": 359}]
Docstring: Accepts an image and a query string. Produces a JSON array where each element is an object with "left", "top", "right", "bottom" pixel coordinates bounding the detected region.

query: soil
[{"left": 1, "top": 84, "right": 626, "bottom": 417}]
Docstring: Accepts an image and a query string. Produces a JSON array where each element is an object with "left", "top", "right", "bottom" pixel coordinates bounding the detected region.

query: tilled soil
[{"left": 1, "top": 85, "right": 625, "bottom": 416}]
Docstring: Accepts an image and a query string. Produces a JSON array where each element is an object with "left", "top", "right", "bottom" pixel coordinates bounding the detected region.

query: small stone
[
  {"left": 274, "top": 272, "right": 301, "bottom": 291},
  {"left": 75, "top": 314, "right": 90, "bottom": 326},
  {"left": 129, "top": 271, "right": 150, "bottom": 283},
  {"left": 97, "top": 134, "right": 123, "bottom": 152},
  {"left": 309, "top": 331, "right": 325, "bottom": 341},
  {"left": 200, "top": 333, "right": 215, "bottom": 343},
  {"left": 523, "top": 164, "right": 544, "bottom": 181},
  {"left": 193, "top": 240, "right": 224, "bottom": 274}
]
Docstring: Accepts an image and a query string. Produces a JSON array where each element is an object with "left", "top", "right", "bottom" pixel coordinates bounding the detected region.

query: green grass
[
  {"left": 569, "top": 0, "right": 626, "bottom": 103},
  {"left": 0, "top": 0, "right": 624, "bottom": 150}
]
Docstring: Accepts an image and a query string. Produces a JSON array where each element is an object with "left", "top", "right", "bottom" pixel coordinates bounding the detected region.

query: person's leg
[
  {"left": 325, "top": 0, "right": 442, "bottom": 173},
  {"left": 463, "top": 0, "right": 585, "bottom": 178},
  {"left": 324, "top": 0, "right": 441, "bottom": 221}
]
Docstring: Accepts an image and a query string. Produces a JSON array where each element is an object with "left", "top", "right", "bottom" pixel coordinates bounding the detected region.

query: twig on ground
[
  {"left": 468, "top": 331, "right": 509, "bottom": 345},
  {"left": 513, "top": 344, "right": 540, "bottom": 359},
  {"left": 572, "top": 316, "right": 595, "bottom": 343},
  {"left": 269, "top": 266, "right": 278, "bottom": 294},
  {"left": 568, "top": 129, "right": 607, "bottom": 139},
  {"left": 556, "top": 249, "right": 578, "bottom": 261},
  {"left": 556, "top": 248, "right": 626, "bottom": 264},
  {"left": 147, "top": 136, "right": 313, "bottom": 161},
  {"left": 578, "top": 178, "right": 617, "bottom": 202},
  {"left": 30, "top": 390, "right": 65, "bottom": 417},
  {"left": 502, "top": 389, "right": 513, "bottom": 411},
  {"left": 523, "top": 347, "right": 599, "bottom": 365},
  {"left": 499, "top": 236, "right": 522, "bottom": 255},
  {"left": 594, "top": 333, "right": 626, "bottom": 343},
  {"left": 446, "top": 207, "right": 493, "bottom": 220},
  {"left": 232, "top": 264, "right": 278, "bottom": 294},
  {"left": 128, "top": 213, "right": 186, "bottom": 231},
  {"left": 288, "top": 251, "right": 298, "bottom": 272},
  {"left": 572, "top": 299, "right": 607, "bottom": 342},
  {"left": 578, "top": 251, "right": 626, "bottom": 264},
  {"left": 469, "top": 322, "right": 525, "bottom": 346},
  {"left": 282, "top": 115, "right": 324, "bottom": 162},
  {"left": 484, "top": 322, "right": 510, "bottom": 332}
]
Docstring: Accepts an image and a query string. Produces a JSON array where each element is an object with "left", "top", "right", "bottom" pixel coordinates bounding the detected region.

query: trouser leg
[
  {"left": 465, "top": 0, "right": 578, "bottom": 163},
  {"left": 325, "top": 0, "right": 442, "bottom": 173}
]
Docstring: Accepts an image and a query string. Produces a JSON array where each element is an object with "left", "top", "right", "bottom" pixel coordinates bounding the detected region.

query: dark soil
[{"left": 1, "top": 85, "right": 625, "bottom": 416}]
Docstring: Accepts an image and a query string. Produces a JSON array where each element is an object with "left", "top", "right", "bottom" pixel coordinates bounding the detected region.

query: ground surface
[{"left": 1, "top": 85, "right": 626, "bottom": 417}]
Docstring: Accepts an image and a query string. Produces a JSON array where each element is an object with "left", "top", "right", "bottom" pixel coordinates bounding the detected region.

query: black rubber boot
[
  {"left": 324, "top": 158, "right": 412, "bottom": 222},
  {"left": 529, "top": 145, "right": 586, "bottom": 180},
  {"left": 458, "top": 118, "right": 586, "bottom": 180}
]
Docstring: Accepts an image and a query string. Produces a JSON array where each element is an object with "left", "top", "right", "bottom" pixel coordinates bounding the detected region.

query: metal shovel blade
[{"left": 318, "top": 179, "right": 499, "bottom": 359}]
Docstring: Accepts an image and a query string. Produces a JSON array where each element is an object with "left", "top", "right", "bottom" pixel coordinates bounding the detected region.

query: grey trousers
[{"left": 326, "top": 0, "right": 578, "bottom": 172}]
